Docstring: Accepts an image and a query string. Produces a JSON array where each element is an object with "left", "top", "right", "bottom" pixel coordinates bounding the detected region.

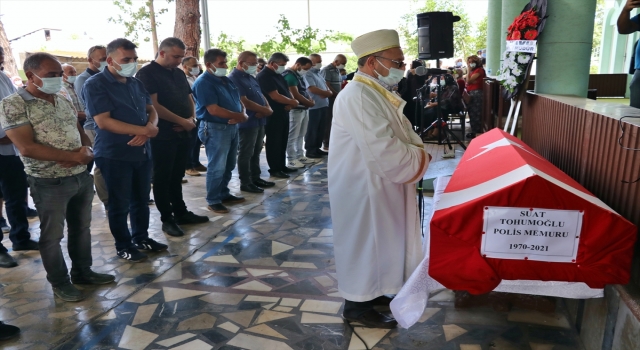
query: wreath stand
[{"left": 502, "top": 54, "right": 535, "bottom": 136}]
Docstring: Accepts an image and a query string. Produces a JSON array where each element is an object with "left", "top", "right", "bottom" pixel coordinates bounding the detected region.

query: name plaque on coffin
[{"left": 481, "top": 207, "right": 583, "bottom": 263}]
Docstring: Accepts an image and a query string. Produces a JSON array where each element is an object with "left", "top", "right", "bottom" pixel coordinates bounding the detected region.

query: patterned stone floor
[{"left": 0, "top": 142, "right": 585, "bottom": 350}]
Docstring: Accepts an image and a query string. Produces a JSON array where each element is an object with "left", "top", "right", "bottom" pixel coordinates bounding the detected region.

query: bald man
[{"left": 320, "top": 54, "right": 347, "bottom": 152}]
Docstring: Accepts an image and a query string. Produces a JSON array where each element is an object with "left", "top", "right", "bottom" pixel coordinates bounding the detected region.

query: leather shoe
[
  {"left": 270, "top": 171, "right": 290, "bottom": 179},
  {"left": 241, "top": 184, "right": 264, "bottom": 193},
  {"left": 52, "top": 282, "right": 85, "bottom": 302},
  {"left": 0, "top": 321, "right": 20, "bottom": 340},
  {"left": 207, "top": 203, "right": 230, "bottom": 214},
  {"left": 222, "top": 195, "right": 245, "bottom": 204},
  {"left": 162, "top": 221, "right": 185, "bottom": 237},
  {"left": 194, "top": 163, "right": 207, "bottom": 172},
  {"left": 371, "top": 295, "right": 394, "bottom": 307},
  {"left": 71, "top": 270, "right": 116, "bottom": 285},
  {"left": 0, "top": 252, "right": 17, "bottom": 268},
  {"left": 343, "top": 309, "right": 398, "bottom": 329},
  {"left": 253, "top": 178, "right": 276, "bottom": 188},
  {"left": 283, "top": 167, "right": 298, "bottom": 173},
  {"left": 12, "top": 240, "right": 39, "bottom": 251},
  {"left": 175, "top": 211, "right": 210, "bottom": 225}
]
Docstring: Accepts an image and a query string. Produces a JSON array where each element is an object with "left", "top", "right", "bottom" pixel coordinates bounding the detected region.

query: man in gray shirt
[
  {"left": 75, "top": 45, "right": 108, "bottom": 207},
  {"left": 320, "top": 54, "right": 347, "bottom": 152}
]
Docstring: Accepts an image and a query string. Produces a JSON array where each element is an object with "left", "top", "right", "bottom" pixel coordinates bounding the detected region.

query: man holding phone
[{"left": 617, "top": 0, "right": 640, "bottom": 108}]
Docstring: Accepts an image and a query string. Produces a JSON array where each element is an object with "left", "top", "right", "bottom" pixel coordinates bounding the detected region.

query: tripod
[{"left": 416, "top": 74, "right": 467, "bottom": 153}]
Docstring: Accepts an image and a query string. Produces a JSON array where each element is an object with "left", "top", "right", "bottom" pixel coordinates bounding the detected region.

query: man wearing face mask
[
  {"left": 136, "top": 37, "right": 209, "bottom": 238},
  {"left": 181, "top": 56, "right": 200, "bottom": 88},
  {"left": 0, "top": 52, "right": 115, "bottom": 302},
  {"left": 180, "top": 56, "right": 207, "bottom": 177},
  {"left": 61, "top": 64, "right": 86, "bottom": 124},
  {"left": 83, "top": 38, "right": 167, "bottom": 262},
  {"left": 256, "top": 53, "right": 299, "bottom": 178},
  {"left": 228, "top": 51, "right": 275, "bottom": 194},
  {"left": 282, "top": 57, "right": 315, "bottom": 169},
  {"left": 304, "top": 54, "right": 333, "bottom": 159},
  {"left": 328, "top": 29, "right": 431, "bottom": 328},
  {"left": 193, "top": 49, "right": 248, "bottom": 214},
  {"left": 320, "top": 54, "right": 347, "bottom": 153},
  {"left": 75, "top": 45, "right": 109, "bottom": 208}
]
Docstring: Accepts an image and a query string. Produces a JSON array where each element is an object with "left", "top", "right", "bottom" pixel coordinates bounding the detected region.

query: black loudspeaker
[{"left": 417, "top": 12, "right": 460, "bottom": 60}]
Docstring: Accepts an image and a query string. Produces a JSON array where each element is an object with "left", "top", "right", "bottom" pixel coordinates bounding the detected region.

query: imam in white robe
[{"left": 328, "top": 73, "right": 430, "bottom": 302}]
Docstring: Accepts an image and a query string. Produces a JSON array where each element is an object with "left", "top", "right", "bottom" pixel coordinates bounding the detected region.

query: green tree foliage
[
  {"left": 472, "top": 15, "right": 488, "bottom": 53},
  {"left": 210, "top": 15, "right": 353, "bottom": 65},
  {"left": 254, "top": 15, "right": 353, "bottom": 57},
  {"left": 108, "top": 0, "right": 171, "bottom": 44},
  {"left": 211, "top": 33, "right": 247, "bottom": 68},
  {"left": 592, "top": 0, "right": 606, "bottom": 60},
  {"left": 399, "top": 0, "right": 474, "bottom": 60}
]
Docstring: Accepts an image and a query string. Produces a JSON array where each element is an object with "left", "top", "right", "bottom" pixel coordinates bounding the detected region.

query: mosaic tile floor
[{"left": 0, "top": 143, "right": 585, "bottom": 350}]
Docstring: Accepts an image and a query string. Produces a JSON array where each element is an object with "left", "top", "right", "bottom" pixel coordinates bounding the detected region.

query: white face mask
[
  {"left": 33, "top": 74, "right": 63, "bottom": 95},
  {"left": 189, "top": 67, "right": 200, "bottom": 76},
  {"left": 209, "top": 66, "right": 227, "bottom": 77},
  {"left": 314, "top": 63, "right": 322, "bottom": 70},
  {"left": 374, "top": 59, "right": 404, "bottom": 86},
  {"left": 299, "top": 69, "right": 308, "bottom": 76},
  {"left": 65, "top": 75, "right": 77, "bottom": 84},
  {"left": 94, "top": 60, "right": 108, "bottom": 72},
  {"left": 276, "top": 65, "right": 286, "bottom": 74},
  {"left": 336, "top": 64, "right": 345, "bottom": 70},
  {"left": 470, "top": 63, "right": 477, "bottom": 68},
  {"left": 113, "top": 61, "right": 138, "bottom": 77},
  {"left": 243, "top": 64, "right": 257, "bottom": 75}
]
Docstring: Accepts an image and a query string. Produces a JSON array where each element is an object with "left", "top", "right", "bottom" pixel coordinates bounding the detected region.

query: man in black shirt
[
  {"left": 136, "top": 37, "right": 209, "bottom": 237},
  {"left": 256, "top": 53, "right": 299, "bottom": 178}
]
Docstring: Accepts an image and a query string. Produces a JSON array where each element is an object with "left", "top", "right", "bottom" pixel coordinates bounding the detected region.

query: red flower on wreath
[
  {"left": 526, "top": 16, "right": 539, "bottom": 27},
  {"left": 524, "top": 29, "right": 538, "bottom": 40},
  {"left": 511, "top": 31, "right": 522, "bottom": 40}
]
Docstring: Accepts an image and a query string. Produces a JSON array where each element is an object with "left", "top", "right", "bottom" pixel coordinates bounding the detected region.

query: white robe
[{"left": 328, "top": 73, "right": 430, "bottom": 302}]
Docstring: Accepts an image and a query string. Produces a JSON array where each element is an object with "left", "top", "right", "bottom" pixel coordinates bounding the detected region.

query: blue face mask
[{"left": 33, "top": 73, "right": 63, "bottom": 94}]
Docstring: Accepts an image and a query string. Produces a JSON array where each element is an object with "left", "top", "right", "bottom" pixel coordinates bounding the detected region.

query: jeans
[
  {"left": 151, "top": 138, "right": 189, "bottom": 222},
  {"left": 238, "top": 126, "right": 265, "bottom": 186},
  {"left": 95, "top": 157, "right": 152, "bottom": 251},
  {"left": 0, "top": 155, "right": 31, "bottom": 251},
  {"left": 186, "top": 120, "right": 204, "bottom": 169},
  {"left": 27, "top": 172, "right": 93, "bottom": 287},
  {"left": 287, "top": 109, "right": 309, "bottom": 161},
  {"left": 305, "top": 107, "right": 327, "bottom": 154},
  {"left": 199, "top": 122, "right": 239, "bottom": 205},
  {"left": 85, "top": 129, "right": 109, "bottom": 205},
  {"left": 265, "top": 111, "right": 290, "bottom": 172}
]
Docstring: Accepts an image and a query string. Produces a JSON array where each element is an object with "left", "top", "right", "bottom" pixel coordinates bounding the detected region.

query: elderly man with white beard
[{"left": 328, "top": 29, "right": 431, "bottom": 329}]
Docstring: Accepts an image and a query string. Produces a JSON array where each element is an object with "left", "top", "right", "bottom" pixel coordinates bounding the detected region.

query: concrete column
[
  {"left": 500, "top": 0, "right": 530, "bottom": 56},
  {"left": 486, "top": 0, "right": 502, "bottom": 75},
  {"left": 535, "top": 0, "right": 597, "bottom": 97}
]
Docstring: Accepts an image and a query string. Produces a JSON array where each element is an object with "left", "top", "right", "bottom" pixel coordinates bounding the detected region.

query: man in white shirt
[{"left": 328, "top": 29, "right": 431, "bottom": 328}]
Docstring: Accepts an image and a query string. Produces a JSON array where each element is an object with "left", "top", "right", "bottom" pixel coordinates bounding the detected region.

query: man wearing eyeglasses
[{"left": 328, "top": 29, "right": 431, "bottom": 329}]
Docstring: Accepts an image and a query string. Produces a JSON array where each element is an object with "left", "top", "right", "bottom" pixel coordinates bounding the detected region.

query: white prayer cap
[{"left": 351, "top": 29, "right": 401, "bottom": 59}]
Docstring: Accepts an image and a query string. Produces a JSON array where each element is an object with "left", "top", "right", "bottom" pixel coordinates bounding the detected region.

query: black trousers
[
  {"left": 186, "top": 120, "right": 203, "bottom": 169},
  {"left": 323, "top": 98, "right": 335, "bottom": 149},
  {"left": 0, "top": 155, "right": 31, "bottom": 251},
  {"left": 151, "top": 138, "right": 189, "bottom": 222},
  {"left": 305, "top": 107, "right": 327, "bottom": 153},
  {"left": 265, "top": 111, "right": 289, "bottom": 173}
]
